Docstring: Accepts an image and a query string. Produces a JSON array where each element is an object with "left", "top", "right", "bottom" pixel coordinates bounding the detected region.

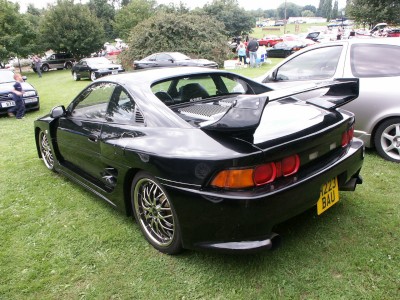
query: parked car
[
  {"left": 0, "top": 70, "right": 39, "bottom": 115},
  {"left": 258, "top": 35, "right": 283, "bottom": 47},
  {"left": 34, "top": 67, "right": 364, "bottom": 254},
  {"left": 257, "top": 38, "right": 400, "bottom": 162},
  {"left": 71, "top": 57, "right": 125, "bottom": 81},
  {"left": 32, "top": 53, "right": 74, "bottom": 72},
  {"left": 133, "top": 52, "right": 218, "bottom": 70},
  {"left": 266, "top": 41, "right": 305, "bottom": 58}
]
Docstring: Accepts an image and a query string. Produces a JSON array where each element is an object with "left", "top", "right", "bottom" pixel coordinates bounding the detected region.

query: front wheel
[
  {"left": 131, "top": 172, "right": 183, "bottom": 254},
  {"left": 374, "top": 118, "right": 400, "bottom": 163},
  {"left": 90, "top": 71, "right": 97, "bottom": 81},
  {"left": 38, "top": 130, "right": 55, "bottom": 171}
]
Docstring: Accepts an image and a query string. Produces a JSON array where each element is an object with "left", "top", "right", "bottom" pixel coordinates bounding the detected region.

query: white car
[{"left": 257, "top": 38, "right": 400, "bottom": 163}]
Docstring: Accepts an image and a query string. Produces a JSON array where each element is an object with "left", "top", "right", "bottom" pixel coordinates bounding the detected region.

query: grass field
[{"left": 0, "top": 68, "right": 399, "bottom": 299}]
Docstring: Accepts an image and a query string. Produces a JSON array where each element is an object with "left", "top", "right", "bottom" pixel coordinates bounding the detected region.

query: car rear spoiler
[{"left": 201, "top": 78, "right": 359, "bottom": 138}]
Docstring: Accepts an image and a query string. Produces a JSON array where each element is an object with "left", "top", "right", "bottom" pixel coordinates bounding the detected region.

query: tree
[
  {"left": 39, "top": 0, "right": 105, "bottom": 58},
  {"left": 113, "top": 0, "right": 157, "bottom": 40},
  {"left": 301, "top": 10, "right": 315, "bottom": 17},
  {"left": 303, "top": 5, "right": 317, "bottom": 14},
  {"left": 201, "top": 0, "right": 255, "bottom": 37},
  {"left": 277, "top": 2, "right": 302, "bottom": 19},
  {"left": 120, "top": 12, "right": 230, "bottom": 68},
  {"left": 347, "top": 0, "right": 400, "bottom": 27},
  {"left": 87, "top": 0, "right": 116, "bottom": 39},
  {"left": 322, "top": 0, "right": 333, "bottom": 20},
  {"left": 332, "top": 0, "right": 339, "bottom": 19},
  {"left": 0, "top": 0, "right": 37, "bottom": 67}
]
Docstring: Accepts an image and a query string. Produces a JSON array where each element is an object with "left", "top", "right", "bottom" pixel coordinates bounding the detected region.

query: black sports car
[
  {"left": 133, "top": 52, "right": 218, "bottom": 70},
  {"left": 0, "top": 70, "right": 39, "bottom": 115},
  {"left": 34, "top": 67, "right": 364, "bottom": 254},
  {"left": 71, "top": 57, "right": 125, "bottom": 81},
  {"left": 266, "top": 41, "right": 305, "bottom": 58}
]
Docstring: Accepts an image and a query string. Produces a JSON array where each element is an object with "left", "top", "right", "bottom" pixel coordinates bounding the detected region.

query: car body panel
[{"left": 34, "top": 67, "right": 364, "bottom": 253}]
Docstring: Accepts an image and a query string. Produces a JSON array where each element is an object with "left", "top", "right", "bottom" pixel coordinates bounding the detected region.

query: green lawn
[{"left": 0, "top": 69, "right": 399, "bottom": 299}]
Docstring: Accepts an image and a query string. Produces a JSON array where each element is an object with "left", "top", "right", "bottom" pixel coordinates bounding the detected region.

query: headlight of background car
[{"left": 23, "top": 91, "right": 37, "bottom": 97}]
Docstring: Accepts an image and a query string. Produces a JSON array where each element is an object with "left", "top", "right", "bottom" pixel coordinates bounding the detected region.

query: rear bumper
[{"left": 163, "top": 139, "right": 364, "bottom": 252}]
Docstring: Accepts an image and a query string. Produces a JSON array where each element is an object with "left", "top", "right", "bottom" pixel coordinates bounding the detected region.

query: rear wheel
[
  {"left": 131, "top": 172, "right": 182, "bottom": 254},
  {"left": 374, "top": 118, "right": 400, "bottom": 163},
  {"left": 41, "top": 64, "right": 49, "bottom": 72},
  {"left": 65, "top": 62, "right": 72, "bottom": 69},
  {"left": 38, "top": 130, "right": 55, "bottom": 171},
  {"left": 72, "top": 71, "right": 80, "bottom": 81}
]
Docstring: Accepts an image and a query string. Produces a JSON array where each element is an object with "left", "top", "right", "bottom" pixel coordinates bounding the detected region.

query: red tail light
[
  {"left": 211, "top": 154, "right": 300, "bottom": 189},
  {"left": 342, "top": 125, "right": 355, "bottom": 147},
  {"left": 254, "top": 163, "right": 276, "bottom": 185},
  {"left": 281, "top": 154, "right": 300, "bottom": 176}
]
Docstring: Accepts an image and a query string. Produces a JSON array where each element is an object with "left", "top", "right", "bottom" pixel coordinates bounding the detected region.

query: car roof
[
  {"left": 309, "top": 37, "right": 400, "bottom": 48},
  {"left": 96, "top": 67, "right": 234, "bottom": 86}
]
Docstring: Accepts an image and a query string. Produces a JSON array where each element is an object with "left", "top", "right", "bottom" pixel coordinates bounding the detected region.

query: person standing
[
  {"left": 237, "top": 42, "right": 247, "bottom": 65},
  {"left": 32, "top": 55, "right": 42, "bottom": 78},
  {"left": 7, "top": 73, "right": 25, "bottom": 119},
  {"left": 247, "top": 38, "right": 259, "bottom": 68}
]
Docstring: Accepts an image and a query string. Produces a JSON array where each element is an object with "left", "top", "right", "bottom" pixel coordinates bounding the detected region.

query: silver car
[{"left": 257, "top": 38, "right": 400, "bottom": 163}]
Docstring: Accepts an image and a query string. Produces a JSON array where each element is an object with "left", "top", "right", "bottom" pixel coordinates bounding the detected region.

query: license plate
[
  {"left": 112, "top": 70, "right": 118, "bottom": 75},
  {"left": 24, "top": 98, "right": 38, "bottom": 104},
  {"left": 317, "top": 177, "right": 339, "bottom": 215},
  {"left": 1, "top": 100, "right": 15, "bottom": 108}
]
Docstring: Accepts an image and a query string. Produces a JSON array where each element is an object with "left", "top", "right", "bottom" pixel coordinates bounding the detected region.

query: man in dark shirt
[{"left": 247, "top": 38, "right": 259, "bottom": 68}]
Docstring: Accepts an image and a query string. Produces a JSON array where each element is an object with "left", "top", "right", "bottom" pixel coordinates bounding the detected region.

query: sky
[{"left": 10, "top": 0, "right": 347, "bottom": 12}]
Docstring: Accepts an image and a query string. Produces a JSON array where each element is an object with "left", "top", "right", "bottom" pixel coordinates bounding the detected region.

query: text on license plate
[
  {"left": 1, "top": 101, "right": 15, "bottom": 108},
  {"left": 317, "top": 177, "right": 339, "bottom": 215}
]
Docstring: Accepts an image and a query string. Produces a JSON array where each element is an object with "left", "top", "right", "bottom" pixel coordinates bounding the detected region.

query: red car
[{"left": 258, "top": 35, "right": 283, "bottom": 47}]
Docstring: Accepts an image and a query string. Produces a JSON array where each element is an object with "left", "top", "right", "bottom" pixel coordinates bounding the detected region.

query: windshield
[
  {"left": 87, "top": 57, "right": 111, "bottom": 64},
  {"left": 0, "top": 70, "right": 15, "bottom": 83},
  {"left": 170, "top": 53, "right": 191, "bottom": 61}
]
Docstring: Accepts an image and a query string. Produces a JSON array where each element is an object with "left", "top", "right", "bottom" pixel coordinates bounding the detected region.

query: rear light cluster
[
  {"left": 211, "top": 154, "right": 300, "bottom": 189},
  {"left": 341, "top": 125, "right": 354, "bottom": 147}
]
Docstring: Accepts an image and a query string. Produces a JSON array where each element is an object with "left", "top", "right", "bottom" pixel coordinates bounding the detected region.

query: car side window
[
  {"left": 106, "top": 87, "right": 144, "bottom": 124},
  {"left": 269, "top": 45, "right": 343, "bottom": 82},
  {"left": 157, "top": 54, "right": 172, "bottom": 61},
  {"left": 351, "top": 44, "right": 400, "bottom": 77},
  {"left": 70, "top": 82, "right": 116, "bottom": 120}
]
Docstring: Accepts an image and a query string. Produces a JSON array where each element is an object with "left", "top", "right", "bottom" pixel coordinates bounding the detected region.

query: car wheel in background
[
  {"left": 39, "top": 130, "right": 55, "bottom": 171},
  {"left": 72, "top": 72, "right": 80, "bottom": 81},
  {"left": 65, "top": 62, "right": 72, "bottom": 69},
  {"left": 41, "top": 64, "right": 50, "bottom": 72},
  {"left": 374, "top": 117, "right": 400, "bottom": 163},
  {"left": 131, "top": 171, "right": 183, "bottom": 254},
  {"left": 90, "top": 72, "right": 97, "bottom": 81}
]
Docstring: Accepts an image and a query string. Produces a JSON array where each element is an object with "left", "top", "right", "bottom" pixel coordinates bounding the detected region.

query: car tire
[
  {"left": 38, "top": 130, "right": 55, "bottom": 171},
  {"left": 131, "top": 171, "right": 183, "bottom": 254},
  {"left": 90, "top": 72, "right": 97, "bottom": 81},
  {"left": 41, "top": 64, "right": 50, "bottom": 72},
  {"left": 72, "top": 72, "right": 80, "bottom": 81},
  {"left": 374, "top": 118, "right": 400, "bottom": 163},
  {"left": 65, "top": 62, "right": 72, "bottom": 69}
]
